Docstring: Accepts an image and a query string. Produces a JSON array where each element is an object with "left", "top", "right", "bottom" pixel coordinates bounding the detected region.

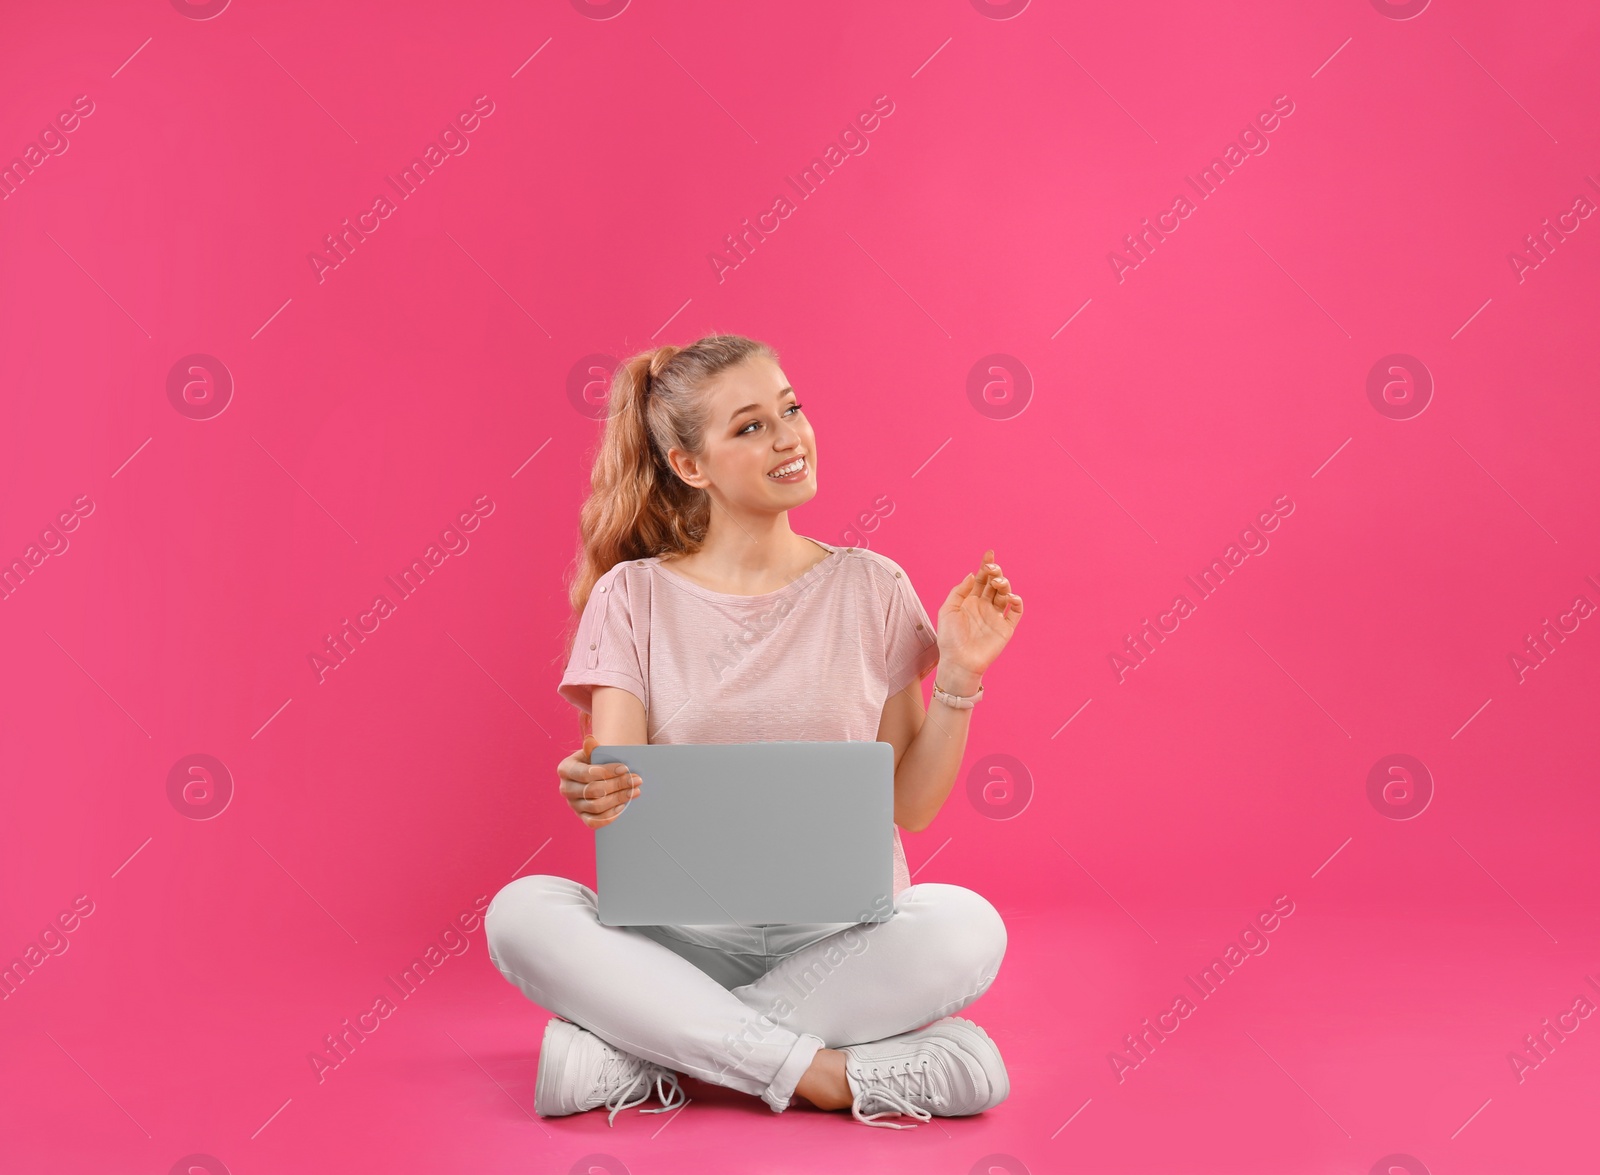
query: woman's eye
[{"left": 739, "top": 403, "right": 800, "bottom": 435}]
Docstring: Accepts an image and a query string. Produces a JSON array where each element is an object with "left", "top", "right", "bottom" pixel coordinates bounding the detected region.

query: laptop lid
[{"left": 590, "top": 741, "right": 896, "bottom": 927}]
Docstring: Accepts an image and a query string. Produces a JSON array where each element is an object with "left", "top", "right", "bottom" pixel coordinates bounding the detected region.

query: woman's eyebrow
[{"left": 727, "top": 387, "right": 795, "bottom": 424}]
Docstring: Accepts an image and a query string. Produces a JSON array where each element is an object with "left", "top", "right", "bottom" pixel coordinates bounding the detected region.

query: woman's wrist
[{"left": 934, "top": 665, "right": 983, "bottom": 697}]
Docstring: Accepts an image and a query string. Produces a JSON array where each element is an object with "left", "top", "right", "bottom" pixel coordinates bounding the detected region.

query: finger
[
  {"left": 590, "top": 769, "right": 640, "bottom": 802},
  {"left": 943, "top": 573, "right": 977, "bottom": 612},
  {"left": 564, "top": 770, "right": 638, "bottom": 805},
  {"left": 574, "top": 780, "right": 637, "bottom": 814},
  {"left": 980, "top": 569, "right": 1004, "bottom": 607},
  {"left": 561, "top": 765, "right": 597, "bottom": 798},
  {"left": 593, "top": 790, "right": 635, "bottom": 823},
  {"left": 978, "top": 556, "right": 1004, "bottom": 593},
  {"left": 595, "top": 788, "right": 635, "bottom": 815},
  {"left": 1004, "top": 593, "right": 1024, "bottom": 623},
  {"left": 965, "top": 568, "right": 992, "bottom": 606},
  {"left": 560, "top": 776, "right": 599, "bottom": 807},
  {"left": 585, "top": 765, "right": 633, "bottom": 800}
]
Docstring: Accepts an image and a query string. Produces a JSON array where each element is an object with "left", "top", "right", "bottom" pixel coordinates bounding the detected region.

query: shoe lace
[
  {"left": 850, "top": 1059, "right": 939, "bottom": 1130},
  {"left": 597, "top": 1051, "right": 689, "bottom": 1128}
]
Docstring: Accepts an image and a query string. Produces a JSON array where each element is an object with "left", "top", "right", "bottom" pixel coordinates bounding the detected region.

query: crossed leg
[{"left": 484, "top": 875, "right": 1006, "bottom": 1113}]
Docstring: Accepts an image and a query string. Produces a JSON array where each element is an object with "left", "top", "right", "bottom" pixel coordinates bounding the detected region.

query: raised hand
[{"left": 935, "top": 548, "right": 1024, "bottom": 686}]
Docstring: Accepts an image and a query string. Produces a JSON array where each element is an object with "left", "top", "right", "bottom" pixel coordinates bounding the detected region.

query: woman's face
[{"left": 668, "top": 355, "right": 817, "bottom": 513}]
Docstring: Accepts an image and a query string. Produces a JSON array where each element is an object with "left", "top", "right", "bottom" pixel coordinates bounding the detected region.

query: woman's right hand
[{"left": 558, "top": 734, "right": 641, "bottom": 829}]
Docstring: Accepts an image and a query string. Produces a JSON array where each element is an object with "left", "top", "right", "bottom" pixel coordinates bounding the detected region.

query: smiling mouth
[{"left": 767, "top": 455, "right": 808, "bottom": 480}]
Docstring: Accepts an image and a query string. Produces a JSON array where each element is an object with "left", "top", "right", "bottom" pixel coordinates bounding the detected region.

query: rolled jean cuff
[{"left": 761, "top": 1031, "right": 825, "bottom": 1113}]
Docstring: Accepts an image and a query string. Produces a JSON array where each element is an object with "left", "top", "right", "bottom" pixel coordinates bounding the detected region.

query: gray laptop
[{"left": 590, "top": 741, "right": 896, "bottom": 927}]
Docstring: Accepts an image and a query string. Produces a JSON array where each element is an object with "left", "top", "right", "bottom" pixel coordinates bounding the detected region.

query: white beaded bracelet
[{"left": 931, "top": 679, "right": 984, "bottom": 709}]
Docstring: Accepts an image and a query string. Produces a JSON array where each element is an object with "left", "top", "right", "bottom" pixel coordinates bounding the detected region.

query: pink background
[{"left": 2, "top": 0, "right": 1598, "bottom": 1172}]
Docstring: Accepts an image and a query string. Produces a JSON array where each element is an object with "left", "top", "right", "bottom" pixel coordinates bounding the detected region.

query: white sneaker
[
  {"left": 533, "top": 1017, "right": 688, "bottom": 1127},
  {"left": 840, "top": 1016, "right": 1009, "bottom": 1129}
]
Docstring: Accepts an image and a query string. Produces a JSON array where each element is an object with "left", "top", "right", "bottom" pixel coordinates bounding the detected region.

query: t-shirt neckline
[{"left": 647, "top": 538, "right": 842, "bottom": 604}]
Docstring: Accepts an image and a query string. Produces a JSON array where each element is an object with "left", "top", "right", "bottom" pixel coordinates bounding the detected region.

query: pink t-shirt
[{"left": 557, "top": 539, "right": 942, "bottom": 899}]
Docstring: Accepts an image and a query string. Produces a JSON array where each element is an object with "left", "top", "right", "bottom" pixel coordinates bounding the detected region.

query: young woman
[{"left": 484, "top": 334, "right": 1025, "bottom": 1130}]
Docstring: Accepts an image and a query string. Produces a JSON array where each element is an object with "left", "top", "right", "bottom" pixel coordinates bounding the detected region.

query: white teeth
[{"left": 768, "top": 457, "right": 805, "bottom": 478}]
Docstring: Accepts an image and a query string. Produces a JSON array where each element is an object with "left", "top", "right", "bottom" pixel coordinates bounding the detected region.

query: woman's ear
[{"left": 664, "top": 447, "right": 706, "bottom": 489}]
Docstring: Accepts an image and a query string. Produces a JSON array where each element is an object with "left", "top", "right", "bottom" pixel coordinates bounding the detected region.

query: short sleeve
[
  {"left": 557, "top": 565, "right": 648, "bottom": 715},
  {"left": 878, "top": 558, "right": 941, "bottom": 698}
]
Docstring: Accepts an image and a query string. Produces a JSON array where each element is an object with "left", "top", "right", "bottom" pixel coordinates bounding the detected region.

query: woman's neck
[{"left": 659, "top": 524, "right": 829, "bottom": 596}]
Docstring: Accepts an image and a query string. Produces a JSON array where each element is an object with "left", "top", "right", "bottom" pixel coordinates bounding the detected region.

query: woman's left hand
[{"left": 935, "top": 548, "right": 1024, "bottom": 688}]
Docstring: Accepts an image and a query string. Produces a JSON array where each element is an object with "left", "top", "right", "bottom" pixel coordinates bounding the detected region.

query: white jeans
[{"left": 484, "top": 875, "right": 1007, "bottom": 1112}]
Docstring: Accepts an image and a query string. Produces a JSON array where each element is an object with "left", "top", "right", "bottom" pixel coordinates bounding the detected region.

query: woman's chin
[{"left": 758, "top": 478, "right": 816, "bottom": 506}]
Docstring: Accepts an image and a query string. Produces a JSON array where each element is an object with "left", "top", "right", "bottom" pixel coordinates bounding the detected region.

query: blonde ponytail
[{"left": 559, "top": 333, "right": 777, "bottom": 728}]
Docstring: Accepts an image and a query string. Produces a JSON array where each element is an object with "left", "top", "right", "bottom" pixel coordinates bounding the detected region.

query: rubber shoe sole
[
  {"left": 937, "top": 1016, "right": 1010, "bottom": 1111},
  {"left": 533, "top": 1017, "right": 584, "bottom": 1117}
]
